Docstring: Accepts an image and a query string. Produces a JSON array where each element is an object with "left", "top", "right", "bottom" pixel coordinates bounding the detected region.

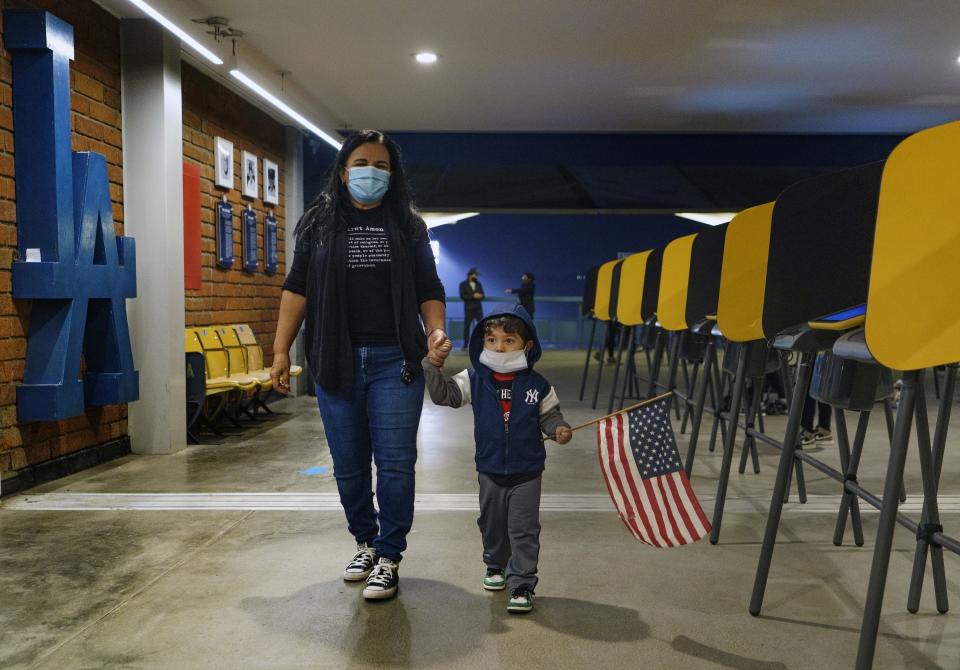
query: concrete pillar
[
  {"left": 120, "top": 20, "right": 186, "bottom": 454},
  {"left": 284, "top": 126, "right": 308, "bottom": 395}
]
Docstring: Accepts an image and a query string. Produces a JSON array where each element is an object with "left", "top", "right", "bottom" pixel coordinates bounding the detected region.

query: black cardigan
[{"left": 283, "top": 211, "right": 445, "bottom": 391}]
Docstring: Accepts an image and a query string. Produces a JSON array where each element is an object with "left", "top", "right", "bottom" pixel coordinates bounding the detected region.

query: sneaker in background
[
  {"left": 813, "top": 427, "right": 833, "bottom": 443},
  {"left": 799, "top": 429, "right": 817, "bottom": 446}
]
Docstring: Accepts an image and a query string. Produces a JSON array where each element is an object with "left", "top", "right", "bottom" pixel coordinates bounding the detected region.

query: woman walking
[{"left": 271, "top": 130, "right": 450, "bottom": 600}]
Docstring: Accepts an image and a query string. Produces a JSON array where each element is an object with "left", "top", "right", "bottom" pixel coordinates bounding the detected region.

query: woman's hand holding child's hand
[
  {"left": 554, "top": 425, "right": 573, "bottom": 444},
  {"left": 427, "top": 329, "right": 453, "bottom": 368}
]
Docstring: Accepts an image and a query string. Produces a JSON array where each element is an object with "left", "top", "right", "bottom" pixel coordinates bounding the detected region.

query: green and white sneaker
[
  {"left": 483, "top": 568, "right": 506, "bottom": 591},
  {"left": 507, "top": 585, "right": 534, "bottom": 613}
]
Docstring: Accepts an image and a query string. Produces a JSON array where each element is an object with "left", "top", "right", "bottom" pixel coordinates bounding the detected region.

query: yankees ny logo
[
  {"left": 8, "top": 11, "right": 139, "bottom": 421},
  {"left": 525, "top": 389, "right": 540, "bottom": 404}
]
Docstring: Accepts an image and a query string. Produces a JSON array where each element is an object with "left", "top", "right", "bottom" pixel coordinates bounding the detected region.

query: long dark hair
[{"left": 294, "top": 130, "right": 427, "bottom": 243}]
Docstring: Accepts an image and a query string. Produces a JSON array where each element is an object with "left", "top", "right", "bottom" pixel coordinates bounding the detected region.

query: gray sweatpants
[{"left": 477, "top": 472, "right": 542, "bottom": 591}]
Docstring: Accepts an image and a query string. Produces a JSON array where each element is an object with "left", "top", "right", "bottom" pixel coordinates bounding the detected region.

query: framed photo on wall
[
  {"left": 242, "top": 150, "right": 258, "bottom": 199},
  {"left": 214, "top": 136, "right": 233, "bottom": 189},
  {"left": 263, "top": 158, "right": 279, "bottom": 205}
]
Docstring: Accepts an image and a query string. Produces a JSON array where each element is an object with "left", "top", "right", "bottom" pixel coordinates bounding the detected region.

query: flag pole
[
  {"left": 543, "top": 391, "right": 674, "bottom": 441},
  {"left": 567, "top": 391, "right": 673, "bottom": 433}
]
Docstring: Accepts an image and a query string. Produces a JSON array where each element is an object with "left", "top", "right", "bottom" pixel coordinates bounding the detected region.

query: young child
[{"left": 423, "top": 305, "right": 572, "bottom": 613}]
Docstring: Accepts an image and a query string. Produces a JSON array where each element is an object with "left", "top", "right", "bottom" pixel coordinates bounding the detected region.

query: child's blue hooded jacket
[{"left": 423, "top": 305, "right": 568, "bottom": 475}]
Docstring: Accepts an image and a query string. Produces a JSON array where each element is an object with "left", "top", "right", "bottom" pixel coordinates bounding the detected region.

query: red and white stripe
[{"left": 596, "top": 413, "right": 711, "bottom": 547}]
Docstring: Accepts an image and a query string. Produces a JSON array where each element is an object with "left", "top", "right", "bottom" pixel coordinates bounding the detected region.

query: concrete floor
[{"left": 1, "top": 350, "right": 958, "bottom": 669}]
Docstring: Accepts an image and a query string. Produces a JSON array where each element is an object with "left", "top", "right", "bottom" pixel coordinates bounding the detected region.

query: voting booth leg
[
  {"left": 749, "top": 352, "right": 815, "bottom": 615},
  {"left": 833, "top": 408, "right": 868, "bottom": 547},
  {"left": 783, "top": 441, "right": 808, "bottom": 505},
  {"left": 665, "top": 332, "right": 683, "bottom": 417},
  {"left": 710, "top": 341, "right": 750, "bottom": 545},
  {"left": 579, "top": 318, "right": 598, "bottom": 401},
  {"left": 607, "top": 325, "right": 629, "bottom": 414},
  {"left": 906, "top": 372, "right": 951, "bottom": 615},
  {"left": 681, "top": 360, "right": 699, "bottom": 434},
  {"left": 738, "top": 378, "right": 763, "bottom": 475},
  {"left": 855, "top": 370, "right": 920, "bottom": 670},
  {"left": 708, "top": 351, "right": 728, "bottom": 453},
  {"left": 781, "top": 355, "right": 795, "bottom": 409},
  {"left": 646, "top": 329, "right": 666, "bottom": 400},
  {"left": 881, "top": 397, "right": 908, "bottom": 504},
  {"left": 618, "top": 327, "right": 638, "bottom": 410},
  {"left": 684, "top": 339, "right": 716, "bottom": 477},
  {"left": 591, "top": 322, "right": 611, "bottom": 410}
]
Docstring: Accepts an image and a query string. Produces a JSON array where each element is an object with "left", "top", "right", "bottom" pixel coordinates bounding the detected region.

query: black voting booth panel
[
  {"left": 761, "top": 161, "right": 884, "bottom": 341},
  {"left": 608, "top": 259, "right": 625, "bottom": 320},
  {"left": 682, "top": 225, "right": 728, "bottom": 363},
  {"left": 811, "top": 350, "right": 893, "bottom": 412},
  {"left": 723, "top": 341, "right": 781, "bottom": 378},
  {"left": 685, "top": 225, "right": 727, "bottom": 328},
  {"left": 581, "top": 265, "right": 600, "bottom": 316},
  {"left": 640, "top": 248, "right": 663, "bottom": 322},
  {"left": 639, "top": 248, "right": 664, "bottom": 350}
]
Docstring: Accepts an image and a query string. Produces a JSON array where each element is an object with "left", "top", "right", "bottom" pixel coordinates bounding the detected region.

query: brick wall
[
  {"left": 0, "top": 1, "right": 127, "bottom": 476},
  {"left": 181, "top": 63, "right": 287, "bottom": 363}
]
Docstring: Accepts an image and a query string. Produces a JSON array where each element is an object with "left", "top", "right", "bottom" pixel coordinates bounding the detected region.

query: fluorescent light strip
[
  {"left": 126, "top": 0, "right": 223, "bottom": 65},
  {"left": 675, "top": 212, "right": 737, "bottom": 226},
  {"left": 421, "top": 212, "right": 479, "bottom": 229},
  {"left": 230, "top": 69, "right": 342, "bottom": 150}
]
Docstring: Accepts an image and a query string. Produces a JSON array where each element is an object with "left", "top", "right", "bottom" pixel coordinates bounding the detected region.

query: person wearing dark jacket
[
  {"left": 505, "top": 272, "right": 535, "bottom": 317},
  {"left": 459, "top": 267, "right": 485, "bottom": 349},
  {"left": 422, "top": 305, "right": 571, "bottom": 614},
  {"left": 271, "top": 130, "right": 450, "bottom": 602}
]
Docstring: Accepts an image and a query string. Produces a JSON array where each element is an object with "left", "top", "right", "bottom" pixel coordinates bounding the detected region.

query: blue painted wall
[{"left": 430, "top": 212, "right": 704, "bottom": 320}]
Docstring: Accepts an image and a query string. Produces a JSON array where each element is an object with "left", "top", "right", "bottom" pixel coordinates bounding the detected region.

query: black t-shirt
[{"left": 343, "top": 207, "right": 396, "bottom": 346}]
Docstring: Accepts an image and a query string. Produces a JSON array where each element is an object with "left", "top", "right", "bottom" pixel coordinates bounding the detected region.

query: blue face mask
[{"left": 347, "top": 166, "right": 391, "bottom": 204}]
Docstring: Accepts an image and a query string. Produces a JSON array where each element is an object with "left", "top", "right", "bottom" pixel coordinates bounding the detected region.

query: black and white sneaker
[
  {"left": 343, "top": 543, "right": 377, "bottom": 582},
  {"left": 363, "top": 557, "right": 399, "bottom": 600}
]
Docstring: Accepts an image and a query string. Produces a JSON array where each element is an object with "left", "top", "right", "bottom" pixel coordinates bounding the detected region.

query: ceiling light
[
  {"left": 421, "top": 212, "right": 478, "bottom": 229},
  {"left": 675, "top": 212, "right": 737, "bottom": 226},
  {"left": 414, "top": 52, "right": 439, "bottom": 64},
  {"left": 126, "top": 0, "right": 223, "bottom": 65},
  {"left": 229, "top": 69, "right": 342, "bottom": 150}
]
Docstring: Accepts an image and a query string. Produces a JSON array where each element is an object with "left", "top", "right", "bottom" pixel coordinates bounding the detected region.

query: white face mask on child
[{"left": 479, "top": 348, "right": 529, "bottom": 373}]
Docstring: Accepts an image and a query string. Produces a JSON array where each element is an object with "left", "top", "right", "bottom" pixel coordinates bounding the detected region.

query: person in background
[
  {"left": 271, "top": 129, "right": 450, "bottom": 601},
  {"left": 800, "top": 392, "right": 832, "bottom": 445},
  {"left": 460, "top": 267, "right": 485, "bottom": 349},
  {"left": 505, "top": 272, "right": 536, "bottom": 318}
]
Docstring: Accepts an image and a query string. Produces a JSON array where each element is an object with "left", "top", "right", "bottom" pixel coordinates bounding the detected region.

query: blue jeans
[{"left": 315, "top": 346, "right": 424, "bottom": 562}]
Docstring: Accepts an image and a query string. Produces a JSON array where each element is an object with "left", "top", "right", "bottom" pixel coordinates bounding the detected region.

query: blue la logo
[{"left": 8, "top": 11, "right": 139, "bottom": 422}]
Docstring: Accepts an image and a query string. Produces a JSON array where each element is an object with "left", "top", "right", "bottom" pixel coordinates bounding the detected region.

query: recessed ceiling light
[{"left": 414, "top": 52, "right": 439, "bottom": 64}]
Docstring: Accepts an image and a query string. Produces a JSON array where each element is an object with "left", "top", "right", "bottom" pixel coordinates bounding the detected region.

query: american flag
[{"left": 597, "top": 396, "right": 711, "bottom": 547}]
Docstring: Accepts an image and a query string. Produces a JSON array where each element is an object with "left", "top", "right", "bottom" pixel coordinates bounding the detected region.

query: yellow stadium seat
[{"left": 234, "top": 323, "right": 303, "bottom": 378}]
